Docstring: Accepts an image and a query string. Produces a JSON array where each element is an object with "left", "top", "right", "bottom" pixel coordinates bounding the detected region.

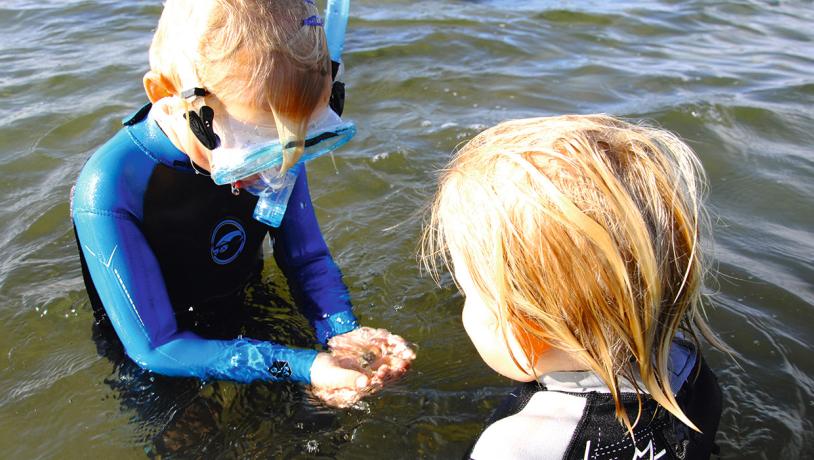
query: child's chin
[{"left": 482, "top": 359, "right": 537, "bottom": 383}]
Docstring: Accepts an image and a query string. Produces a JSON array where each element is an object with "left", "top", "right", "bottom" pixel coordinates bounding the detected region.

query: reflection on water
[
  {"left": 0, "top": 0, "right": 812, "bottom": 458},
  {"left": 92, "top": 276, "right": 352, "bottom": 458}
]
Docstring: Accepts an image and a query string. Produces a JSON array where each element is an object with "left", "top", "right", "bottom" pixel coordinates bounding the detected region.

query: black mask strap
[
  {"left": 181, "top": 87, "right": 221, "bottom": 150},
  {"left": 329, "top": 61, "right": 346, "bottom": 116}
]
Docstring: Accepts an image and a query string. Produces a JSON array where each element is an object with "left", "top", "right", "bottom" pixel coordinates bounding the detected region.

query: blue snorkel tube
[
  {"left": 325, "top": 0, "right": 350, "bottom": 118},
  {"left": 325, "top": 0, "right": 350, "bottom": 62}
]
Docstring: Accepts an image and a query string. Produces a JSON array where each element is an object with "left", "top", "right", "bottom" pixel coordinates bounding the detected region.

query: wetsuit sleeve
[
  {"left": 273, "top": 166, "right": 359, "bottom": 345},
  {"left": 73, "top": 209, "right": 318, "bottom": 383}
]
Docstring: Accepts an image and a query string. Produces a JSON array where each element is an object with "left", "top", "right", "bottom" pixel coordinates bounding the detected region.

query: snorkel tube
[
  {"left": 325, "top": 0, "right": 350, "bottom": 62},
  {"left": 325, "top": 0, "right": 350, "bottom": 117}
]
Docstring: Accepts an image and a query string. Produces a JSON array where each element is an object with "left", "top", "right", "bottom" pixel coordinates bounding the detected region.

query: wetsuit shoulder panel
[
  {"left": 72, "top": 127, "right": 154, "bottom": 221},
  {"left": 471, "top": 389, "right": 584, "bottom": 460}
]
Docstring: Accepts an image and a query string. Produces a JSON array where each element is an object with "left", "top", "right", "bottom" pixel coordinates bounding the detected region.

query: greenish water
[{"left": 1, "top": 0, "right": 813, "bottom": 458}]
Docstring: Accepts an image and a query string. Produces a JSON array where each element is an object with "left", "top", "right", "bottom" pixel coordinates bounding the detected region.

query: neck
[{"left": 532, "top": 347, "right": 590, "bottom": 376}]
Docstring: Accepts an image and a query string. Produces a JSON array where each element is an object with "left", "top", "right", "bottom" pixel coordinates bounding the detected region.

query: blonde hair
[
  {"left": 422, "top": 114, "right": 722, "bottom": 432},
  {"left": 149, "top": 0, "right": 331, "bottom": 170}
]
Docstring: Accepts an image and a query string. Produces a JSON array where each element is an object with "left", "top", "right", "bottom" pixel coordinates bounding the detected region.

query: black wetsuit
[{"left": 470, "top": 341, "right": 722, "bottom": 459}]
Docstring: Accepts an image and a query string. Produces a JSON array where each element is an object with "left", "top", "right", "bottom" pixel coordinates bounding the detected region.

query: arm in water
[
  {"left": 73, "top": 208, "right": 318, "bottom": 384},
  {"left": 272, "top": 167, "right": 415, "bottom": 405},
  {"left": 272, "top": 166, "right": 360, "bottom": 344}
]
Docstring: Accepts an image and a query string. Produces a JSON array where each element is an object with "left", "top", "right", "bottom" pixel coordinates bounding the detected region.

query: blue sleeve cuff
[
  {"left": 269, "top": 346, "right": 319, "bottom": 384},
  {"left": 209, "top": 339, "right": 319, "bottom": 384},
  {"left": 313, "top": 310, "right": 360, "bottom": 345}
]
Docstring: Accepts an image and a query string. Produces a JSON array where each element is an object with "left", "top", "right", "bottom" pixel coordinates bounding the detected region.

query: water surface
[{"left": 1, "top": 0, "right": 812, "bottom": 458}]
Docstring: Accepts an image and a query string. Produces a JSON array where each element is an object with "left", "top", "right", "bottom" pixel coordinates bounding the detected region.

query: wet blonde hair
[
  {"left": 149, "top": 0, "right": 331, "bottom": 171},
  {"left": 422, "top": 114, "right": 722, "bottom": 432}
]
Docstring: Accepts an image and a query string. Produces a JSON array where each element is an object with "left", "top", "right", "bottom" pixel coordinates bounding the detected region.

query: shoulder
[
  {"left": 72, "top": 126, "right": 157, "bottom": 220},
  {"left": 471, "top": 391, "right": 587, "bottom": 460}
]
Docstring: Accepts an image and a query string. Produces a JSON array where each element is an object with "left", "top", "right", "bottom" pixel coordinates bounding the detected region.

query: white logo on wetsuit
[{"left": 210, "top": 219, "right": 246, "bottom": 265}]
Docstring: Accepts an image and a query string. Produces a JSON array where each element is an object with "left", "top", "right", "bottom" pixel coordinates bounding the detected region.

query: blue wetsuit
[{"left": 71, "top": 104, "right": 359, "bottom": 384}]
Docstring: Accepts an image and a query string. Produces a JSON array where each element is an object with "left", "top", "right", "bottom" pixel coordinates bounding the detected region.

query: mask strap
[
  {"left": 329, "top": 61, "right": 345, "bottom": 116},
  {"left": 178, "top": 87, "right": 220, "bottom": 177},
  {"left": 181, "top": 87, "right": 221, "bottom": 151}
]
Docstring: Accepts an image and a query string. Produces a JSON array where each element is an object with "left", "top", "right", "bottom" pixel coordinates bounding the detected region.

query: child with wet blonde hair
[
  {"left": 72, "top": 0, "right": 413, "bottom": 409},
  {"left": 146, "top": 0, "right": 332, "bottom": 171},
  {"left": 422, "top": 114, "right": 722, "bottom": 459}
]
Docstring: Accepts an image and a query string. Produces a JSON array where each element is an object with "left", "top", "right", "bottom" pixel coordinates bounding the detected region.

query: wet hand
[
  {"left": 309, "top": 352, "right": 371, "bottom": 408},
  {"left": 328, "top": 327, "right": 416, "bottom": 387},
  {"left": 308, "top": 328, "right": 416, "bottom": 408}
]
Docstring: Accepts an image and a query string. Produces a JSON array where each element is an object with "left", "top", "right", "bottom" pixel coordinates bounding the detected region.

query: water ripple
[{"left": 1, "top": 0, "right": 813, "bottom": 457}]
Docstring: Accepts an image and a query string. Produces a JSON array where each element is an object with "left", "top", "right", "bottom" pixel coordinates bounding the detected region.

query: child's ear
[{"left": 143, "top": 71, "right": 176, "bottom": 103}]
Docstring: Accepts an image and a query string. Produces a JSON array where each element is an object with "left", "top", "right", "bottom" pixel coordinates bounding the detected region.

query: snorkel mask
[
  {"left": 178, "top": 0, "right": 355, "bottom": 228},
  {"left": 206, "top": 101, "right": 355, "bottom": 227}
]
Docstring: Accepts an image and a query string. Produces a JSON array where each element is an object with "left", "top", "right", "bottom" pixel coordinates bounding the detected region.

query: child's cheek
[
  {"left": 461, "top": 297, "right": 494, "bottom": 350},
  {"left": 185, "top": 139, "right": 212, "bottom": 171},
  {"left": 461, "top": 298, "right": 535, "bottom": 382}
]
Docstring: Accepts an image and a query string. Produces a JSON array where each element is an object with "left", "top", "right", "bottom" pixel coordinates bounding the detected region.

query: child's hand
[
  {"left": 328, "top": 327, "right": 416, "bottom": 386},
  {"left": 309, "top": 352, "right": 371, "bottom": 408},
  {"left": 308, "top": 328, "right": 416, "bottom": 408}
]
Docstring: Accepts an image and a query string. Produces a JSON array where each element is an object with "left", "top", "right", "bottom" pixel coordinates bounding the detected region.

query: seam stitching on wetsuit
[
  {"left": 111, "top": 267, "right": 148, "bottom": 332},
  {"left": 73, "top": 208, "right": 135, "bottom": 221},
  {"left": 126, "top": 122, "right": 197, "bottom": 174},
  {"left": 125, "top": 124, "right": 164, "bottom": 166}
]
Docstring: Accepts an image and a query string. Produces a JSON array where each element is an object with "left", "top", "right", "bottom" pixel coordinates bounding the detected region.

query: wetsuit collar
[
  {"left": 539, "top": 340, "right": 698, "bottom": 395},
  {"left": 122, "top": 103, "right": 196, "bottom": 173}
]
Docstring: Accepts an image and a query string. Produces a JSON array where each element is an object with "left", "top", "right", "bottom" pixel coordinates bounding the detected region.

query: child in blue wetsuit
[
  {"left": 422, "top": 115, "right": 723, "bottom": 459},
  {"left": 72, "top": 0, "right": 413, "bottom": 407}
]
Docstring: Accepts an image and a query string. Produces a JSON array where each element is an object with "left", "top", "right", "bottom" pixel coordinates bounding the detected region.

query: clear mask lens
[
  {"left": 210, "top": 108, "right": 356, "bottom": 186},
  {"left": 204, "top": 106, "right": 355, "bottom": 228}
]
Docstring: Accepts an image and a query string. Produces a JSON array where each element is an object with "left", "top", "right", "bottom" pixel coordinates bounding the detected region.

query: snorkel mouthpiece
[{"left": 252, "top": 164, "right": 302, "bottom": 227}]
